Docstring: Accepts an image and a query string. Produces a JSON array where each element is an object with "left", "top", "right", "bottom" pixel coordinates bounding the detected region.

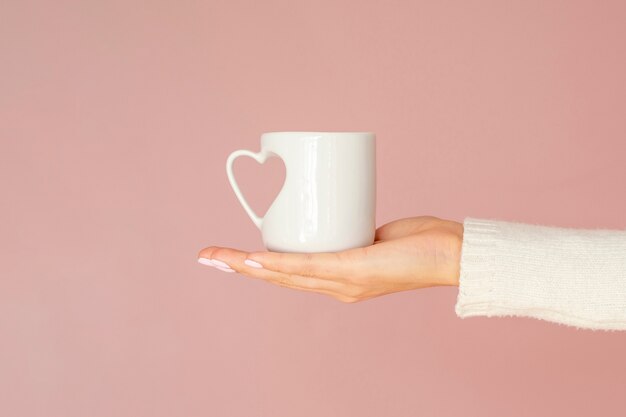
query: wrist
[{"left": 438, "top": 221, "right": 463, "bottom": 287}]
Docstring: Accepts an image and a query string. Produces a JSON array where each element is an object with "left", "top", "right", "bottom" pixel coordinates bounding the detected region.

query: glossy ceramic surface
[{"left": 227, "top": 132, "right": 376, "bottom": 252}]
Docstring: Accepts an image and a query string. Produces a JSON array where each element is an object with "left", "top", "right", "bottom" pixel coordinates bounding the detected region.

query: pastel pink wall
[{"left": 2, "top": 0, "right": 626, "bottom": 416}]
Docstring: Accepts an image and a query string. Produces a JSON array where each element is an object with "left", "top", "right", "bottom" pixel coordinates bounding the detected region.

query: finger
[
  {"left": 197, "top": 246, "right": 225, "bottom": 262},
  {"left": 197, "top": 246, "right": 348, "bottom": 295},
  {"left": 245, "top": 247, "right": 369, "bottom": 281},
  {"left": 258, "top": 269, "right": 347, "bottom": 298},
  {"left": 198, "top": 246, "right": 254, "bottom": 273}
]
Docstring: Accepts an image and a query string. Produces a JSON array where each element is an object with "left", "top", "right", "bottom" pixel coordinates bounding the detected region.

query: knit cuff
[
  {"left": 454, "top": 218, "right": 500, "bottom": 317},
  {"left": 454, "top": 217, "right": 626, "bottom": 331}
]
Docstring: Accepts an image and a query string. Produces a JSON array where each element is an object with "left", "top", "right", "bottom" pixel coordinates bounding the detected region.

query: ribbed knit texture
[{"left": 455, "top": 217, "right": 626, "bottom": 331}]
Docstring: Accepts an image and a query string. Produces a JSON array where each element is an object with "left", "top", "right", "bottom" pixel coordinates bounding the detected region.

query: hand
[{"left": 198, "top": 216, "right": 463, "bottom": 303}]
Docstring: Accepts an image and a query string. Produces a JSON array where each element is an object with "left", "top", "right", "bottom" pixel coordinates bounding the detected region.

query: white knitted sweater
[{"left": 455, "top": 217, "right": 626, "bottom": 331}]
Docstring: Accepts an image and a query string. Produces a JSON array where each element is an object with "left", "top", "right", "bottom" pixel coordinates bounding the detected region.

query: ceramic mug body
[{"left": 226, "top": 131, "right": 376, "bottom": 253}]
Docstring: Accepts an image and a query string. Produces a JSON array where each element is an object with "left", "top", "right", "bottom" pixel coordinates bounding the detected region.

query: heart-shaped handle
[{"left": 226, "top": 149, "right": 272, "bottom": 230}]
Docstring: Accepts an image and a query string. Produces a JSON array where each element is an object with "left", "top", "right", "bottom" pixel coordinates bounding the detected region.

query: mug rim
[{"left": 262, "top": 131, "right": 375, "bottom": 136}]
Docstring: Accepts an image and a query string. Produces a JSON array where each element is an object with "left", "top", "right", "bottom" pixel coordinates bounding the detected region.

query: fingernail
[
  {"left": 198, "top": 258, "right": 215, "bottom": 267},
  {"left": 216, "top": 266, "right": 235, "bottom": 273},
  {"left": 210, "top": 259, "right": 230, "bottom": 269},
  {"left": 244, "top": 259, "right": 263, "bottom": 269}
]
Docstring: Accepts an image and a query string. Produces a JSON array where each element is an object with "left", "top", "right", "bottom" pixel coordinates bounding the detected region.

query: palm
[{"left": 198, "top": 216, "right": 463, "bottom": 303}]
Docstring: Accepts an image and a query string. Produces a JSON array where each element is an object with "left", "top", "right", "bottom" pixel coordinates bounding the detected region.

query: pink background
[{"left": 2, "top": 0, "right": 626, "bottom": 416}]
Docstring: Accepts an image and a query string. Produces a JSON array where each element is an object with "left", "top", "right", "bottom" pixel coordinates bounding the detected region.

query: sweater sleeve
[{"left": 455, "top": 217, "right": 626, "bottom": 331}]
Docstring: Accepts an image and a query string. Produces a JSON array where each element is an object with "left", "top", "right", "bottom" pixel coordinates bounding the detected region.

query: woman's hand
[{"left": 198, "top": 216, "right": 463, "bottom": 303}]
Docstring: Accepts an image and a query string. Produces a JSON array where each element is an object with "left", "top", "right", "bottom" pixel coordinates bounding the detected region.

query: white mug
[{"left": 226, "top": 131, "right": 376, "bottom": 253}]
